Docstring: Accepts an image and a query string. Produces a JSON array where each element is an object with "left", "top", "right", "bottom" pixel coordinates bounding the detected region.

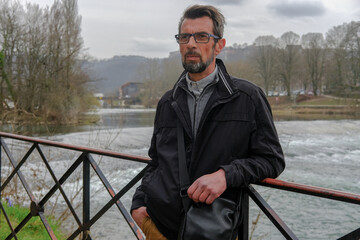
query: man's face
[{"left": 179, "top": 16, "right": 223, "bottom": 77}]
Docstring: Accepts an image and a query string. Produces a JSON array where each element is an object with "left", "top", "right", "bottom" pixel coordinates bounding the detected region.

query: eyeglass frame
[{"left": 175, "top": 32, "right": 221, "bottom": 44}]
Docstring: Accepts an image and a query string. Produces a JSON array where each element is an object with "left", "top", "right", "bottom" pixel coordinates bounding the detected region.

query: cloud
[
  {"left": 200, "top": 0, "right": 247, "bottom": 6},
  {"left": 227, "top": 15, "right": 269, "bottom": 28},
  {"left": 267, "top": 0, "right": 326, "bottom": 18},
  {"left": 355, "top": 8, "right": 360, "bottom": 18}
]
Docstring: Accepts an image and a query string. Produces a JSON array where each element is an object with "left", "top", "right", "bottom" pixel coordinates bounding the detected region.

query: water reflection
[
  {"left": 100, "top": 110, "right": 155, "bottom": 129},
  {"left": 0, "top": 109, "right": 156, "bottom": 136}
]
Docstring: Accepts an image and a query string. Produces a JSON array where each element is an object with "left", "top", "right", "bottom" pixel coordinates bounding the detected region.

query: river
[{"left": 1, "top": 108, "right": 360, "bottom": 239}]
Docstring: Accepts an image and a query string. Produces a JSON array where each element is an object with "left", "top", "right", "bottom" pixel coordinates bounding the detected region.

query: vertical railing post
[
  {"left": 83, "top": 153, "right": 90, "bottom": 240},
  {"left": 0, "top": 137, "right": 2, "bottom": 224},
  {"left": 238, "top": 191, "right": 249, "bottom": 240}
]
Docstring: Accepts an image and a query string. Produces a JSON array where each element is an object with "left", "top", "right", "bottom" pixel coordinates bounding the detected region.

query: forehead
[{"left": 180, "top": 16, "right": 214, "bottom": 34}]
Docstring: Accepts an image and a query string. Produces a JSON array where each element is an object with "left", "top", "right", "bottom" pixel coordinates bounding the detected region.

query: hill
[
  {"left": 84, "top": 55, "right": 148, "bottom": 94},
  {"left": 84, "top": 46, "right": 255, "bottom": 95}
]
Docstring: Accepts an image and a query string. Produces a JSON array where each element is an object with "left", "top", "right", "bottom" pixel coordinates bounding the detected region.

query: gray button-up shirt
[{"left": 186, "top": 65, "right": 219, "bottom": 136}]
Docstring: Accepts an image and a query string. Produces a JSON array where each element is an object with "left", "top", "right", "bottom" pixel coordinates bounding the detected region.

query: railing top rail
[
  {"left": 0, "top": 131, "right": 150, "bottom": 163},
  {"left": 258, "top": 178, "right": 360, "bottom": 205}
]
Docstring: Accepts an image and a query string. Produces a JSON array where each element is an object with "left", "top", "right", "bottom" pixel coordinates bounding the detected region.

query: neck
[{"left": 188, "top": 61, "right": 216, "bottom": 81}]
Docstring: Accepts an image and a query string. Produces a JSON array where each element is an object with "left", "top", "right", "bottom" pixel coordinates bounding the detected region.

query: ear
[{"left": 215, "top": 38, "right": 226, "bottom": 55}]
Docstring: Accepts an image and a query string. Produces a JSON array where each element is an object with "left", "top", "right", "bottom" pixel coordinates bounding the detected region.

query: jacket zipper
[{"left": 193, "top": 97, "right": 198, "bottom": 136}]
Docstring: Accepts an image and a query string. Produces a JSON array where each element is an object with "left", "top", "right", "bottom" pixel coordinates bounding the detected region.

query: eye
[
  {"left": 195, "top": 33, "right": 209, "bottom": 41},
  {"left": 179, "top": 34, "right": 189, "bottom": 40}
]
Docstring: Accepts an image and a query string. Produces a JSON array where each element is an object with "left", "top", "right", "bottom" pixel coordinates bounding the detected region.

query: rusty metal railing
[
  {"left": 242, "top": 180, "right": 360, "bottom": 240},
  {"left": 1, "top": 131, "right": 360, "bottom": 240},
  {"left": 0, "top": 131, "right": 148, "bottom": 240}
]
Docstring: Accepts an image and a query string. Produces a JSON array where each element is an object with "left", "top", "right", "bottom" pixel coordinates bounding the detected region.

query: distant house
[
  {"left": 93, "top": 93, "right": 104, "bottom": 99},
  {"left": 93, "top": 93, "right": 105, "bottom": 107},
  {"left": 118, "top": 82, "right": 143, "bottom": 99}
]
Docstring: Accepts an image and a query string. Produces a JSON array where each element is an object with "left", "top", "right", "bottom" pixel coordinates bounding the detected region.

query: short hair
[{"left": 178, "top": 5, "right": 226, "bottom": 38}]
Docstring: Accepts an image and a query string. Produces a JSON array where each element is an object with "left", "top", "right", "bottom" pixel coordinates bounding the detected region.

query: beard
[{"left": 182, "top": 49, "right": 215, "bottom": 73}]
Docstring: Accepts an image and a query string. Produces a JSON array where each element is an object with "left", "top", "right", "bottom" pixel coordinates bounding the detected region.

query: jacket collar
[{"left": 172, "top": 58, "right": 235, "bottom": 100}]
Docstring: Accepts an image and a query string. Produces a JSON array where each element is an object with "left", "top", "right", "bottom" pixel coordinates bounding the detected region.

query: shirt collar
[{"left": 186, "top": 65, "right": 219, "bottom": 97}]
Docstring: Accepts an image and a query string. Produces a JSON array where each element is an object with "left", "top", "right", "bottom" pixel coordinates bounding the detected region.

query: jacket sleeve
[
  {"left": 220, "top": 88, "right": 285, "bottom": 188},
  {"left": 130, "top": 102, "right": 161, "bottom": 212}
]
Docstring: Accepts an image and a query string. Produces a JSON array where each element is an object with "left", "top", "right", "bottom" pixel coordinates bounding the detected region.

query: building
[{"left": 118, "top": 82, "right": 143, "bottom": 99}]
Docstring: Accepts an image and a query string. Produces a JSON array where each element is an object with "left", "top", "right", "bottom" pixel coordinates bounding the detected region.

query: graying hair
[{"left": 178, "top": 5, "right": 226, "bottom": 38}]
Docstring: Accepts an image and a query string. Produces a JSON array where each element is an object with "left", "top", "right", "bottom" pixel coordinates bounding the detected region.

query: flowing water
[{"left": 1, "top": 109, "right": 360, "bottom": 239}]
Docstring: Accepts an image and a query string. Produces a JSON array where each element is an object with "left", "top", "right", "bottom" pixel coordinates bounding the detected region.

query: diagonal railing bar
[
  {"left": 38, "top": 211, "right": 58, "bottom": 240},
  {"left": 338, "top": 227, "right": 360, "bottom": 240},
  {"left": 66, "top": 226, "right": 85, "bottom": 240},
  {"left": 247, "top": 184, "right": 299, "bottom": 240},
  {"left": 36, "top": 144, "right": 83, "bottom": 227},
  {"left": 0, "top": 138, "right": 36, "bottom": 202},
  {"left": 0, "top": 201, "right": 19, "bottom": 240},
  {"left": 38, "top": 153, "right": 85, "bottom": 226},
  {"left": 67, "top": 167, "right": 147, "bottom": 240},
  {"left": 87, "top": 167, "right": 147, "bottom": 228},
  {"left": 5, "top": 212, "right": 32, "bottom": 240},
  {"left": 1, "top": 143, "right": 36, "bottom": 191},
  {"left": 86, "top": 153, "right": 145, "bottom": 240},
  {"left": 1, "top": 140, "right": 58, "bottom": 240}
]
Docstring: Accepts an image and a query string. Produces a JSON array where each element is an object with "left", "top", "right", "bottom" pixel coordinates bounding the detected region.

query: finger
[
  {"left": 205, "top": 194, "right": 216, "bottom": 205},
  {"left": 187, "top": 181, "right": 198, "bottom": 196},
  {"left": 198, "top": 191, "right": 210, "bottom": 203},
  {"left": 187, "top": 181, "right": 201, "bottom": 199},
  {"left": 190, "top": 187, "right": 202, "bottom": 202}
]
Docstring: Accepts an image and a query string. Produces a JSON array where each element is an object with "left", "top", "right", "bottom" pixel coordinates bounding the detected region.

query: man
[{"left": 131, "top": 5, "right": 285, "bottom": 240}]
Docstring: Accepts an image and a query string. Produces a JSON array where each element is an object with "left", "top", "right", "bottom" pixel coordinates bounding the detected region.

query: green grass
[{"left": 0, "top": 201, "right": 66, "bottom": 240}]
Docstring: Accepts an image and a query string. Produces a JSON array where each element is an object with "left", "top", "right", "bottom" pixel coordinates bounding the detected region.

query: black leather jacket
[{"left": 131, "top": 59, "right": 285, "bottom": 239}]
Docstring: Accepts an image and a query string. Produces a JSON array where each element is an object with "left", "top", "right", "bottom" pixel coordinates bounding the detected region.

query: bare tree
[
  {"left": 344, "top": 21, "right": 360, "bottom": 87},
  {"left": 0, "top": 0, "right": 24, "bottom": 109},
  {"left": 16, "top": 3, "right": 48, "bottom": 113},
  {"left": 0, "top": 0, "right": 91, "bottom": 123},
  {"left": 276, "top": 31, "right": 301, "bottom": 96},
  {"left": 301, "top": 33, "right": 326, "bottom": 95},
  {"left": 325, "top": 23, "right": 348, "bottom": 93},
  {"left": 253, "top": 35, "right": 278, "bottom": 96}
]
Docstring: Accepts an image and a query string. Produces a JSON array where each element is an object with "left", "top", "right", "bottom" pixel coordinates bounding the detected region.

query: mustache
[{"left": 185, "top": 51, "right": 201, "bottom": 58}]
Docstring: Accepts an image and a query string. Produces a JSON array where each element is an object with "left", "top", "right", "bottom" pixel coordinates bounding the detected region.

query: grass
[
  {"left": 268, "top": 95, "right": 360, "bottom": 120},
  {"left": 0, "top": 201, "right": 66, "bottom": 240}
]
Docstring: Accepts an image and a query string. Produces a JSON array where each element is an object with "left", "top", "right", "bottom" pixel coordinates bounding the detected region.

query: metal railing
[{"left": 1, "top": 131, "right": 359, "bottom": 240}]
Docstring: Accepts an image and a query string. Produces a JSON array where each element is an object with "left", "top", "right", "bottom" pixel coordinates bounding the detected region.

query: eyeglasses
[{"left": 175, "top": 32, "right": 220, "bottom": 44}]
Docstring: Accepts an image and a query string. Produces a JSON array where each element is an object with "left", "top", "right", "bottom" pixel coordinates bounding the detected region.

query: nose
[{"left": 186, "top": 35, "right": 197, "bottom": 48}]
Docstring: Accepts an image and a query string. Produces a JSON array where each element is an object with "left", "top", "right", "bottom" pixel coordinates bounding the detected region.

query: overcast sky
[{"left": 23, "top": 0, "right": 360, "bottom": 59}]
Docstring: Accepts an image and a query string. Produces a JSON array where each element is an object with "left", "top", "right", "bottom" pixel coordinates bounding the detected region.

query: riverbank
[{"left": 268, "top": 95, "right": 360, "bottom": 120}]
